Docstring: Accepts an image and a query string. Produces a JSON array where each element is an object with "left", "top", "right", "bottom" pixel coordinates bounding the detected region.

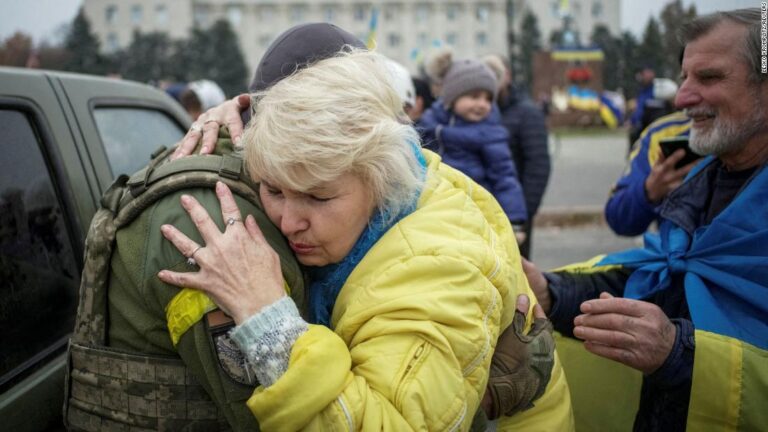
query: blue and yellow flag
[{"left": 366, "top": 7, "right": 379, "bottom": 49}]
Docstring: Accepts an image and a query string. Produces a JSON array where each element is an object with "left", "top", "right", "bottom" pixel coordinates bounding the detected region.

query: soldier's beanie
[
  {"left": 441, "top": 59, "right": 498, "bottom": 109},
  {"left": 248, "top": 22, "right": 366, "bottom": 93}
]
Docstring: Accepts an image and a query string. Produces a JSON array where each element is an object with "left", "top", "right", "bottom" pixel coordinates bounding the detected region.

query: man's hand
[
  {"left": 574, "top": 292, "right": 676, "bottom": 374},
  {"left": 521, "top": 258, "right": 551, "bottom": 314},
  {"left": 644, "top": 148, "right": 698, "bottom": 203},
  {"left": 171, "top": 94, "right": 251, "bottom": 160},
  {"left": 481, "top": 294, "right": 555, "bottom": 420}
]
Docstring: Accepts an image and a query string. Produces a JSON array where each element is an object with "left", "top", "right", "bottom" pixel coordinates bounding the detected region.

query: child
[{"left": 418, "top": 50, "right": 528, "bottom": 240}]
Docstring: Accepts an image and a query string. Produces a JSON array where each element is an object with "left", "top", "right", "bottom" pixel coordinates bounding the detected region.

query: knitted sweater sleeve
[{"left": 229, "top": 296, "right": 308, "bottom": 387}]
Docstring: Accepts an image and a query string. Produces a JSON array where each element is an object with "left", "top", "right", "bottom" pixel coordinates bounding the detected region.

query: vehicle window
[
  {"left": 93, "top": 107, "right": 185, "bottom": 177},
  {"left": 0, "top": 109, "right": 78, "bottom": 387}
]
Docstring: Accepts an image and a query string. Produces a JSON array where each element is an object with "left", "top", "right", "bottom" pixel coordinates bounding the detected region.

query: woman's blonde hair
[{"left": 243, "top": 49, "right": 424, "bottom": 222}]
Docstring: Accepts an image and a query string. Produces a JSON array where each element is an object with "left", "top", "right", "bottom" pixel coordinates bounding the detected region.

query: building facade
[
  {"left": 83, "top": 0, "right": 515, "bottom": 76},
  {"left": 509, "top": 0, "right": 621, "bottom": 50}
]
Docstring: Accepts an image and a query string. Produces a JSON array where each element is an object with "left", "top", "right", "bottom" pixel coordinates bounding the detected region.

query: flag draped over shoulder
[{"left": 598, "top": 158, "right": 768, "bottom": 349}]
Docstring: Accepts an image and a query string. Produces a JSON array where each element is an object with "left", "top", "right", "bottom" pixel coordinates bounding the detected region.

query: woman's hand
[
  {"left": 171, "top": 94, "right": 251, "bottom": 160},
  {"left": 157, "top": 181, "right": 285, "bottom": 324}
]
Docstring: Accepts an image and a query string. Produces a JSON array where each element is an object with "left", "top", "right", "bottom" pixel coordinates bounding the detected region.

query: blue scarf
[
  {"left": 598, "top": 157, "right": 768, "bottom": 350},
  {"left": 308, "top": 146, "right": 427, "bottom": 327}
]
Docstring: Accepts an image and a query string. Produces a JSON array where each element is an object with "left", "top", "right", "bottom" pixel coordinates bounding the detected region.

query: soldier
[{"left": 64, "top": 23, "right": 363, "bottom": 432}]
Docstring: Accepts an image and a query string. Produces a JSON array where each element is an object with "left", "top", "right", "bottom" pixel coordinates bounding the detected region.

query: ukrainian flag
[
  {"left": 599, "top": 93, "right": 624, "bottom": 129},
  {"left": 366, "top": 7, "right": 379, "bottom": 49}
]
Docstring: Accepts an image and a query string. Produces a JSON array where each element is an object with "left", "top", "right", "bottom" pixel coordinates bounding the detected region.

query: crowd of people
[{"left": 64, "top": 7, "right": 766, "bottom": 432}]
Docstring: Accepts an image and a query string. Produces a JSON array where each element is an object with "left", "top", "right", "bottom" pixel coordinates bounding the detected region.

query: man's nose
[{"left": 674, "top": 79, "right": 702, "bottom": 109}]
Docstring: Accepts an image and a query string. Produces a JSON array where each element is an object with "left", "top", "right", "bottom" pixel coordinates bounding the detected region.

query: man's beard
[{"left": 686, "top": 103, "right": 765, "bottom": 156}]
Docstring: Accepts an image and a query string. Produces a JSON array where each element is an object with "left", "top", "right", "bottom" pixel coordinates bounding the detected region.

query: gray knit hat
[{"left": 441, "top": 59, "right": 498, "bottom": 108}]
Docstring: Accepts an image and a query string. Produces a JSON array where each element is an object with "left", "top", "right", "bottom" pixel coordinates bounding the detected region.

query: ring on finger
[
  {"left": 186, "top": 245, "right": 203, "bottom": 267},
  {"left": 226, "top": 217, "right": 242, "bottom": 226},
  {"left": 203, "top": 119, "right": 220, "bottom": 126},
  {"left": 189, "top": 123, "right": 202, "bottom": 134}
]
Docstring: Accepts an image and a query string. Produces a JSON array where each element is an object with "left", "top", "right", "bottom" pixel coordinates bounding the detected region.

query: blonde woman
[{"left": 159, "top": 49, "right": 572, "bottom": 430}]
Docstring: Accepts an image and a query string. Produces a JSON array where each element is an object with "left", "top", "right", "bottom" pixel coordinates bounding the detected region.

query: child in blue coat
[{"left": 419, "top": 50, "right": 528, "bottom": 239}]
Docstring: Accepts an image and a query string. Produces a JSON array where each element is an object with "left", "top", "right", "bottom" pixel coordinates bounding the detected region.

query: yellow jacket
[{"left": 246, "top": 150, "right": 573, "bottom": 431}]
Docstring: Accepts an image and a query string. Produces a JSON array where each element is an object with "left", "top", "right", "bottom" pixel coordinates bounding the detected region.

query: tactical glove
[{"left": 484, "top": 307, "right": 555, "bottom": 419}]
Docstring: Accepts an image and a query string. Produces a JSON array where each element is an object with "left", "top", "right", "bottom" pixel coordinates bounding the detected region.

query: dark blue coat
[
  {"left": 498, "top": 85, "right": 550, "bottom": 217},
  {"left": 418, "top": 100, "right": 528, "bottom": 222}
]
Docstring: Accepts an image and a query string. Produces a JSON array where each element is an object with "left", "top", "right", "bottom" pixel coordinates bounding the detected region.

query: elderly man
[{"left": 528, "top": 8, "right": 768, "bottom": 431}]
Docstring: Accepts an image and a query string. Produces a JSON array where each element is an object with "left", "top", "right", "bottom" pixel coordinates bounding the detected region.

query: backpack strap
[
  {"left": 71, "top": 174, "right": 129, "bottom": 346},
  {"left": 72, "top": 151, "right": 260, "bottom": 345}
]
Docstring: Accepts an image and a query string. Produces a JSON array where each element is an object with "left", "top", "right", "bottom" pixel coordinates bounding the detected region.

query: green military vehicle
[{"left": 0, "top": 67, "right": 191, "bottom": 430}]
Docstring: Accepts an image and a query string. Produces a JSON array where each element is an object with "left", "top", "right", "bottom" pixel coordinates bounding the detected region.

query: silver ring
[
  {"left": 189, "top": 123, "right": 202, "bottom": 134},
  {"left": 227, "top": 217, "right": 242, "bottom": 226},
  {"left": 186, "top": 246, "right": 202, "bottom": 267}
]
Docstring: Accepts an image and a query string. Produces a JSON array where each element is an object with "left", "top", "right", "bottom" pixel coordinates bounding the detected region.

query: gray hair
[
  {"left": 243, "top": 49, "right": 424, "bottom": 224},
  {"left": 679, "top": 8, "right": 765, "bottom": 83}
]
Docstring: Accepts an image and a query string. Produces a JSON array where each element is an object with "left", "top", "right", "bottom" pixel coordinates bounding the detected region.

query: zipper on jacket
[
  {"left": 394, "top": 341, "right": 429, "bottom": 407},
  {"left": 403, "top": 343, "right": 426, "bottom": 376}
]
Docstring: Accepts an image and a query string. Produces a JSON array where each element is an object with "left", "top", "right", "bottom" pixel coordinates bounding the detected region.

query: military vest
[{"left": 64, "top": 139, "right": 304, "bottom": 431}]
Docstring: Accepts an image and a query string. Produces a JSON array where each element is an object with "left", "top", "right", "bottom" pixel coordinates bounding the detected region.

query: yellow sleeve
[{"left": 246, "top": 254, "right": 504, "bottom": 431}]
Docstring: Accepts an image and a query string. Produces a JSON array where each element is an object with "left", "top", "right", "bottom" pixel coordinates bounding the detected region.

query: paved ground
[{"left": 529, "top": 130, "right": 643, "bottom": 270}]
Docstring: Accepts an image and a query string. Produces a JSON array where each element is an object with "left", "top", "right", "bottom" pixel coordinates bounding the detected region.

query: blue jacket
[
  {"left": 630, "top": 83, "right": 654, "bottom": 128},
  {"left": 418, "top": 100, "right": 528, "bottom": 222},
  {"left": 605, "top": 112, "right": 691, "bottom": 236}
]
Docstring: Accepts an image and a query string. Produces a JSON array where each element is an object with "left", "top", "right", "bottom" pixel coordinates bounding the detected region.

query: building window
[
  {"left": 592, "top": 1, "right": 603, "bottom": 18},
  {"left": 193, "top": 5, "right": 210, "bottom": 27},
  {"left": 353, "top": 4, "right": 367, "bottom": 22},
  {"left": 384, "top": 5, "right": 398, "bottom": 21},
  {"left": 388, "top": 33, "right": 401, "bottom": 47},
  {"left": 105, "top": 5, "right": 118, "bottom": 24},
  {"left": 155, "top": 4, "right": 168, "bottom": 25},
  {"left": 323, "top": 6, "right": 336, "bottom": 22},
  {"left": 227, "top": 5, "right": 243, "bottom": 27},
  {"left": 446, "top": 32, "right": 458, "bottom": 46},
  {"left": 130, "top": 4, "right": 142, "bottom": 25},
  {"left": 415, "top": 3, "right": 430, "bottom": 22},
  {"left": 259, "top": 34, "right": 273, "bottom": 47},
  {"left": 476, "top": 32, "right": 488, "bottom": 46},
  {"left": 551, "top": 1, "right": 560, "bottom": 17},
  {"left": 572, "top": 0, "right": 582, "bottom": 15},
  {"left": 476, "top": 4, "right": 489, "bottom": 22},
  {"left": 259, "top": 6, "right": 274, "bottom": 22},
  {"left": 417, "top": 32, "right": 427, "bottom": 47},
  {"left": 290, "top": 5, "right": 306, "bottom": 23},
  {"left": 446, "top": 4, "right": 460, "bottom": 21},
  {"left": 106, "top": 33, "right": 119, "bottom": 52}
]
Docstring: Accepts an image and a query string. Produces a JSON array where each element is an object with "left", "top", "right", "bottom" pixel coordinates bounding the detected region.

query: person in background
[
  {"left": 605, "top": 111, "right": 696, "bottom": 236},
  {"left": 383, "top": 57, "right": 417, "bottom": 117},
  {"left": 527, "top": 9, "right": 768, "bottom": 430},
  {"left": 628, "top": 65, "right": 657, "bottom": 146},
  {"left": 483, "top": 54, "right": 550, "bottom": 259},
  {"left": 418, "top": 49, "right": 528, "bottom": 243},
  {"left": 180, "top": 79, "right": 227, "bottom": 120},
  {"left": 408, "top": 77, "right": 436, "bottom": 123}
]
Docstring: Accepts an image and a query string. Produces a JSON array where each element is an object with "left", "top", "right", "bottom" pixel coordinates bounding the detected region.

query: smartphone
[{"left": 659, "top": 136, "right": 702, "bottom": 169}]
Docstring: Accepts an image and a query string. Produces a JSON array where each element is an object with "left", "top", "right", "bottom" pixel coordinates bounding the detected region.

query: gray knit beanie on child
[{"left": 441, "top": 59, "right": 498, "bottom": 109}]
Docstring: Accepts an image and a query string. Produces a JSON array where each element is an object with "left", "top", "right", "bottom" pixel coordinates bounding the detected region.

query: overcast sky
[{"left": 0, "top": 0, "right": 761, "bottom": 45}]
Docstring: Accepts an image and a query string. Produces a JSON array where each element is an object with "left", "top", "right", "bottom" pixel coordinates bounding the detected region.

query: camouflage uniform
[{"left": 65, "top": 135, "right": 305, "bottom": 431}]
